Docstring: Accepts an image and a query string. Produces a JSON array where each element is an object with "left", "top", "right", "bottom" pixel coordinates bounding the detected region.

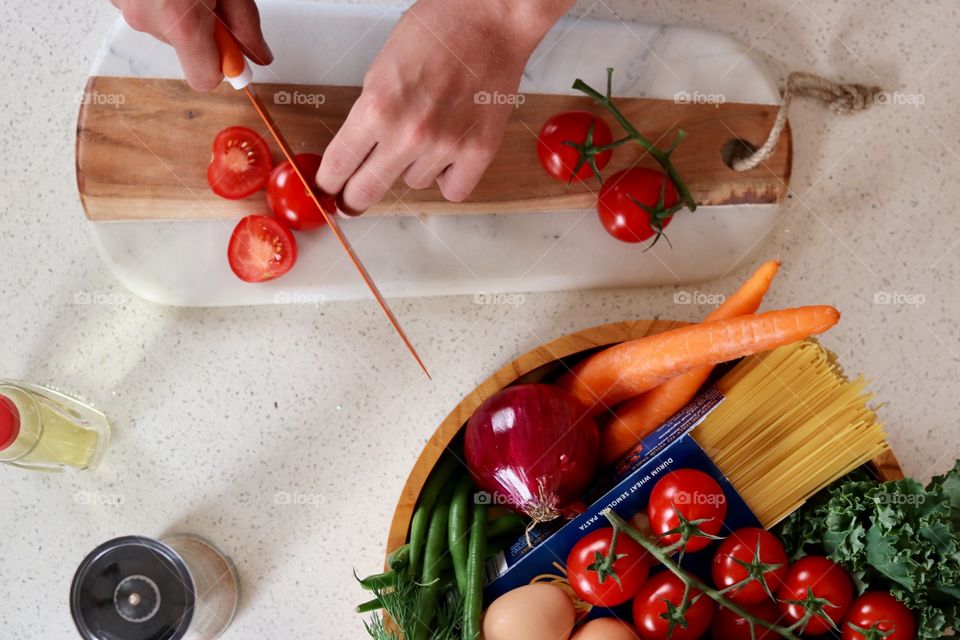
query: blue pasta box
[{"left": 482, "top": 385, "right": 761, "bottom": 619}]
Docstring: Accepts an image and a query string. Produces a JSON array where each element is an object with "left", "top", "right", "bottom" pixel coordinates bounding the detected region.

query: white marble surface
[
  {"left": 89, "top": 1, "right": 784, "bottom": 305},
  {"left": 1, "top": 0, "right": 959, "bottom": 638}
]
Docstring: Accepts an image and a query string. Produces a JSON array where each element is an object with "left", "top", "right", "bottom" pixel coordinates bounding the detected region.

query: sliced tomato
[
  {"left": 266, "top": 153, "right": 337, "bottom": 230},
  {"left": 208, "top": 126, "right": 273, "bottom": 200},
  {"left": 227, "top": 215, "right": 297, "bottom": 283}
]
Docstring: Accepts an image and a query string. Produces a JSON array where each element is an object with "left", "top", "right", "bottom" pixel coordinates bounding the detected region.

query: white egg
[
  {"left": 483, "top": 584, "right": 576, "bottom": 640},
  {"left": 571, "top": 617, "right": 639, "bottom": 640}
]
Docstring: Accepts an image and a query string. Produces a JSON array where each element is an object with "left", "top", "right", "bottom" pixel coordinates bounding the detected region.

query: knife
[{"left": 213, "top": 21, "right": 430, "bottom": 379}]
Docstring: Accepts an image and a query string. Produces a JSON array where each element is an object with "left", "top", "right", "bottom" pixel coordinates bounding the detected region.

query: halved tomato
[
  {"left": 227, "top": 215, "right": 297, "bottom": 283},
  {"left": 208, "top": 126, "right": 273, "bottom": 200}
]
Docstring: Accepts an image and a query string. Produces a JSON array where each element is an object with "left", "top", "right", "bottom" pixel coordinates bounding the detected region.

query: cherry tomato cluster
[
  {"left": 207, "top": 126, "right": 338, "bottom": 283},
  {"left": 563, "top": 469, "right": 917, "bottom": 640},
  {"left": 537, "top": 111, "right": 684, "bottom": 247}
]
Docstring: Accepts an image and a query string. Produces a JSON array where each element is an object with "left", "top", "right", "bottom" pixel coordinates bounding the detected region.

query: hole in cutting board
[{"left": 721, "top": 138, "right": 758, "bottom": 169}]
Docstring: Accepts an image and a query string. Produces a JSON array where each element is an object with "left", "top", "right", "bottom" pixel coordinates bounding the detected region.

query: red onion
[{"left": 464, "top": 383, "right": 599, "bottom": 524}]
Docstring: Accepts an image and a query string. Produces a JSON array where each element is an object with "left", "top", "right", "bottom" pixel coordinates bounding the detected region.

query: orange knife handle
[{"left": 214, "top": 21, "right": 252, "bottom": 89}]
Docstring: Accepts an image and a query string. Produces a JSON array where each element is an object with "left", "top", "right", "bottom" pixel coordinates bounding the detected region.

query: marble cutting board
[{"left": 83, "top": 1, "right": 788, "bottom": 306}]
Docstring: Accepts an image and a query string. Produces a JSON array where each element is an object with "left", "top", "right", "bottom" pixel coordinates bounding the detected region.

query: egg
[
  {"left": 483, "top": 584, "right": 576, "bottom": 640},
  {"left": 571, "top": 617, "right": 639, "bottom": 640}
]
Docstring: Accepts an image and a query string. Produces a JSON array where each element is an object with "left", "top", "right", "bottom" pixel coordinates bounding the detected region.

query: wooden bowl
[{"left": 385, "top": 320, "right": 905, "bottom": 558}]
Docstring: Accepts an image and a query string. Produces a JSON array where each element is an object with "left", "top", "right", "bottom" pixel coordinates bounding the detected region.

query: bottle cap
[
  {"left": 70, "top": 536, "right": 195, "bottom": 640},
  {"left": 0, "top": 394, "right": 20, "bottom": 451}
]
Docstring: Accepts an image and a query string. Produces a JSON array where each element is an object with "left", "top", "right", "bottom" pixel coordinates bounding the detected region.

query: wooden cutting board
[
  {"left": 82, "top": 1, "right": 793, "bottom": 306},
  {"left": 77, "top": 78, "right": 790, "bottom": 221}
]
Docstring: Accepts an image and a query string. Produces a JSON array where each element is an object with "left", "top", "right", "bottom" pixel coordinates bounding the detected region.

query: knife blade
[{"left": 213, "top": 21, "right": 430, "bottom": 379}]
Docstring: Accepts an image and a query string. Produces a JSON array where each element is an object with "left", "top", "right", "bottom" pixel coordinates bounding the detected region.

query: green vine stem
[
  {"left": 603, "top": 510, "right": 802, "bottom": 640},
  {"left": 572, "top": 68, "right": 698, "bottom": 213}
]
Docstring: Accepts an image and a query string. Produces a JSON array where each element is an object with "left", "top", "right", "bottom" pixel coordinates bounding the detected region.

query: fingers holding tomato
[{"left": 267, "top": 153, "right": 338, "bottom": 230}]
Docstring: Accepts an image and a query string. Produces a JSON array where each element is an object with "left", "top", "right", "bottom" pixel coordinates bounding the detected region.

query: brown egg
[
  {"left": 483, "top": 584, "right": 576, "bottom": 640},
  {"left": 571, "top": 617, "right": 639, "bottom": 640}
]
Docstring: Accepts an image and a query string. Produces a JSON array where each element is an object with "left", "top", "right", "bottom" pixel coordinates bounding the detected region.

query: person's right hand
[{"left": 110, "top": 0, "right": 273, "bottom": 91}]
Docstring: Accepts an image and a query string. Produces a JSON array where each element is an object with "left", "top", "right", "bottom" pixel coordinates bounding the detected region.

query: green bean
[
  {"left": 485, "top": 513, "right": 527, "bottom": 539},
  {"left": 358, "top": 570, "right": 395, "bottom": 592},
  {"left": 464, "top": 502, "right": 488, "bottom": 640},
  {"left": 448, "top": 474, "right": 474, "bottom": 593},
  {"left": 388, "top": 543, "right": 409, "bottom": 571},
  {"left": 408, "top": 455, "right": 459, "bottom": 578},
  {"left": 414, "top": 485, "right": 454, "bottom": 640},
  {"left": 355, "top": 597, "right": 384, "bottom": 614}
]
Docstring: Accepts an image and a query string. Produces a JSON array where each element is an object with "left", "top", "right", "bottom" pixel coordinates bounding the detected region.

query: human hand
[
  {"left": 316, "top": 0, "right": 574, "bottom": 213},
  {"left": 110, "top": 0, "right": 272, "bottom": 91}
]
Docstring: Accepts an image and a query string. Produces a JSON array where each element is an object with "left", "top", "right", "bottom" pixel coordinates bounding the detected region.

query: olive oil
[{"left": 0, "top": 380, "right": 110, "bottom": 471}]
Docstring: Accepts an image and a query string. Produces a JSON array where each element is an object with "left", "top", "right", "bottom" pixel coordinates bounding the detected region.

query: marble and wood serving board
[{"left": 81, "top": 1, "right": 791, "bottom": 306}]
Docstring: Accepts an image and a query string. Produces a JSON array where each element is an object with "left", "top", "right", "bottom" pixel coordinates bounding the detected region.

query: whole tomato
[
  {"left": 632, "top": 572, "right": 713, "bottom": 640},
  {"left": 537, "top": 111, "right": 613, "bottom": 182},
  {"left": 647, "top": 469, "right": 727, "bottom": 553},
  {"left": 842, "top": 592, "right": 916, "bottom": 640},
  {"left": 710, "top": 600, "right": 783, "bottom": 640},
  {"left": 777, "top": 556, "right": 854, "bottom": 635},
  {"left": 566, "top": 527, "right": 651, "bottom": 607},
  {"left": 266, "top": 153, "right": 338, "bottom": 230},
  {"left": 597, "top": 168, "right": 679, "bottom": 244},
  {"left": 712, "top": 527, "right": 789, "bottom": 605}
]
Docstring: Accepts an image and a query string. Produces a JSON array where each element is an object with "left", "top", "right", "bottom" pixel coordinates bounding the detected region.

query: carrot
[
  {"left": 601, "top": 260, "right": 781, "bottom": 464},
  {"left": 557, "top": 305, "right": 840, "bottom": 414}
]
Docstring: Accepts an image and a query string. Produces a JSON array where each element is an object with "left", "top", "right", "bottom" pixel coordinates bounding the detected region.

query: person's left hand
[{"left": 315, "top": 0, "right": 572, "bottom": 213}]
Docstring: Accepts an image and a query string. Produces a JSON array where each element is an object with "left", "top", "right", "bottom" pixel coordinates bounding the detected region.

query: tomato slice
[
  {"left": 208, "top": 126, "right": 274, "bottom": 200},
  {"left": 267, "top": 153, "right": 337, "bottom": 231},
  {"left": 227, "top": 215, "right": 298, "bottom": 283}
]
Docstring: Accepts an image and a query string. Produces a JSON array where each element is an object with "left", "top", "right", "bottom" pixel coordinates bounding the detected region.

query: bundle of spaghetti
[{"left": 692, "top": 340, "right": 889, "bottom": 528}]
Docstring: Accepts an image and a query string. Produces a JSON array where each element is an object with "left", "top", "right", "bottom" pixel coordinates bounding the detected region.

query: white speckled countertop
[{"left": 1, "top": 0, "right": 958, "bottom": 637}]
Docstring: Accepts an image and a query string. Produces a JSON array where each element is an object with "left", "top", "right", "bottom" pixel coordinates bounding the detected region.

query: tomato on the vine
[
  {"left": 537, "top": 111, "right": 613, "bottom": 182},
  {"left": 712, "top": 527, "right": 789, "bottom": 605},
  {"left": 207, "top": 126, "right": 273, "bottom": 200},
  {"left": 777, "top": 556, "right": 854, "bottom": 635},
  {"left": 267, "top": 153, "right": 338, "bottom": 231},
  {"left": 597, "top": 168, "right": 679, "bottom": 244},
  {"left": 842, "top": 592, "right": 916, "bottom": 640},
  {"left": 227, "top": 215, "right": 298, "bottom": 283},
  {"left": 566, "top": 527, "right": 651, "bottom": 607},
  {"left": 647, "top": 469, "right": 727, "bottom": 553},
  {"left": 632, "top": 571, "right": 713, "bottom": 640},
  {"left": 710, "top": 599, "right": 782, "bottom": 640}
]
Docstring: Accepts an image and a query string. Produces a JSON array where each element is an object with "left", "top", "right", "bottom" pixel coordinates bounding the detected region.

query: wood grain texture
[
  {"left": 384, "top": 321, "right": 901, "bottom": 565},
  {"left": 77, "top": 77, "right": 792, "bottom": 222}
]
